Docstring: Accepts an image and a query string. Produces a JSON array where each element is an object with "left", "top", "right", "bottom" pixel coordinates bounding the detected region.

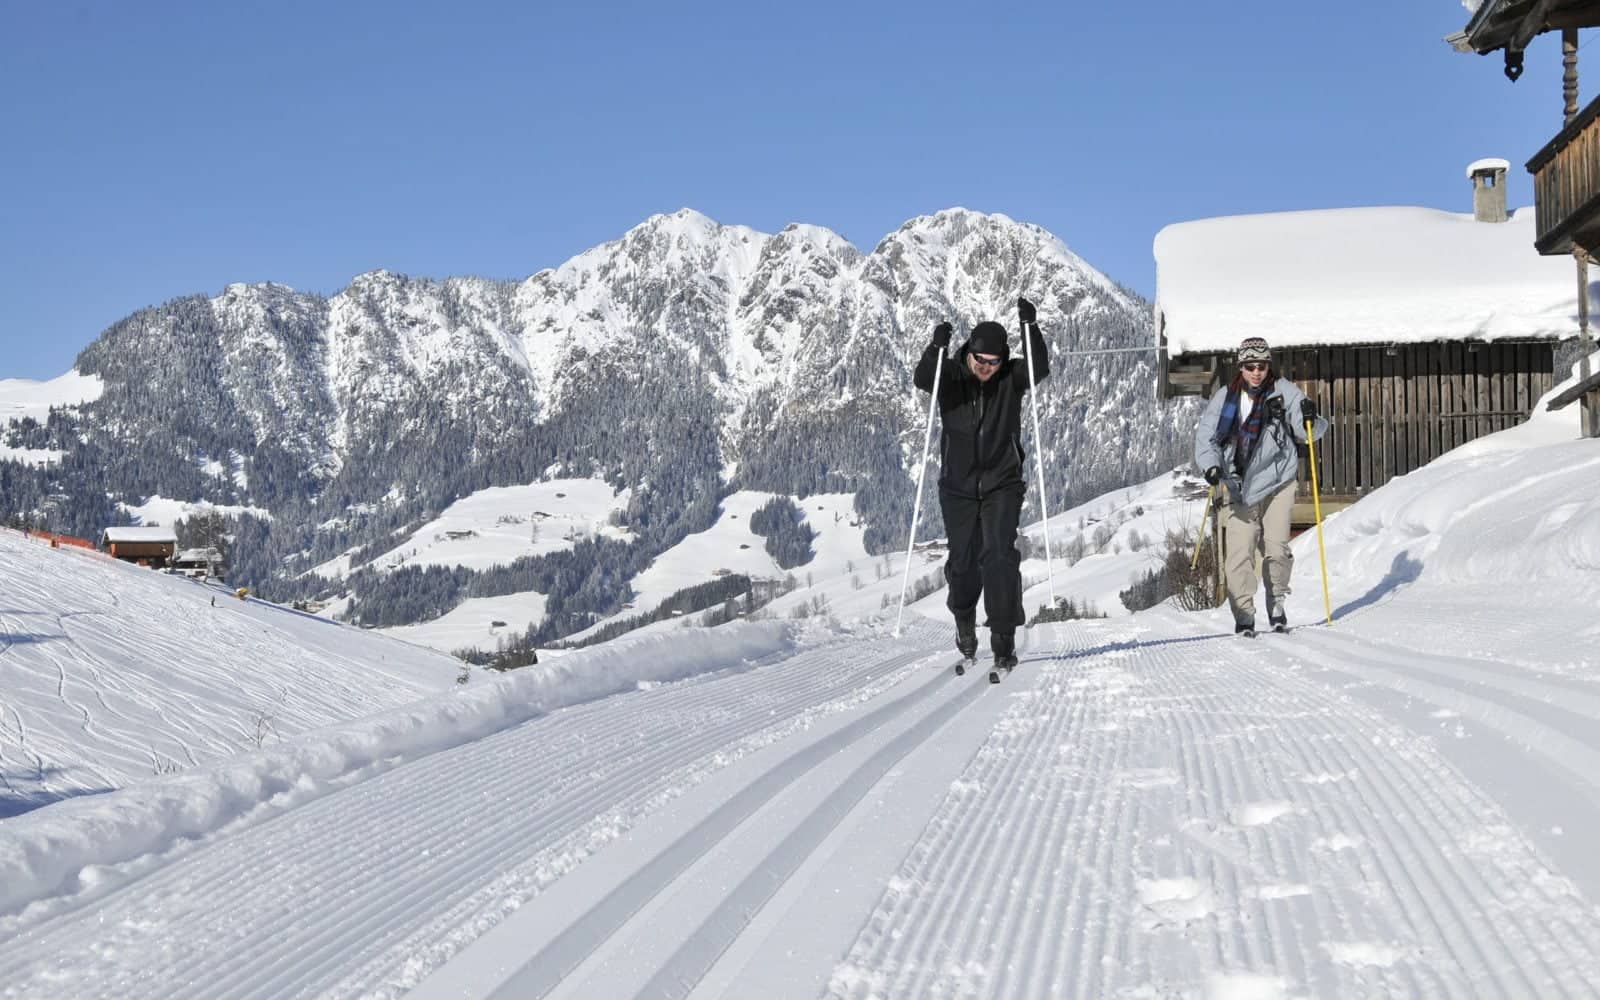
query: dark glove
[
  {"left": 1017, "top": 297, "right": 1036, "bottom": 324},
  {"left": 1265, "top": 396, "right": 1286, "bottom": 420},
  {"left": 1301, "top": 398, "right": 1319, "bottom": 421},
  {"left": 932, "top": 322, "right": 953, "bottom": 348},
  {"left": 1204, "top": 466, "right": 1221, "bottom": 486}
]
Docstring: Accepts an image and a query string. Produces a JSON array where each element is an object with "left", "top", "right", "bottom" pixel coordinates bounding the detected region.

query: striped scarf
[{"left": 1213, "top": 374, "right": 1277, "bottom": 474}]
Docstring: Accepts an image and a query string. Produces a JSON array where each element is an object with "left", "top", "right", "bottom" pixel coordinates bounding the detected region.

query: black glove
[
  {"left": 932, "top": 322, "right": 953, "bottom": 348},
  {"left": 1204, "top": 466, "right": 1221, "bottom": 486},
  {"left": 1301, "top": 398, "right": 1319, "bottom": 421},
  {"left": 1265, "top": 396, "right": 1286, "bottom": 420},
  {"left": 1017, "top": 297, "right": 1036, "bottom": 324}
]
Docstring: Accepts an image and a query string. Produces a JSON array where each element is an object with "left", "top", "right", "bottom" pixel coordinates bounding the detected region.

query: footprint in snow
[
  {"left": 1229, "top": 800, "right": 1296, "bottom": 827},
  {"left": 1248, "top": 883, "right": 1313, "bottom": 901},
  {"left": 1203, "top": 970, "right": 1299, "bottom": 999},
  {"left": 1311, "top": 833, "right": 1365, "bottom": 852},
  {"left": 1136, "top": 876, "right": 1215, "bottom": 929},
  {"left": 1118, "top": 768, "right": 1180, "bottom": 790},
  {"left": 1323, "top": 941, "right": 1411, "bottom": 968}
]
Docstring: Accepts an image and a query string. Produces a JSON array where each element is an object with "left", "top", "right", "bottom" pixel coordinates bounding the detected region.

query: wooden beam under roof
[{"left": 1453, "top": 0, "right": 1600, "bottom": 54}]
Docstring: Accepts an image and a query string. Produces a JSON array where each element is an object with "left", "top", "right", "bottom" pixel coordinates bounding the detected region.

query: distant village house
[
  {"left": 172, "top": 546, "right": 226, "bottom": 580},
  {"left": 101, "top": 526, "right": 179, "bottom": 568}
]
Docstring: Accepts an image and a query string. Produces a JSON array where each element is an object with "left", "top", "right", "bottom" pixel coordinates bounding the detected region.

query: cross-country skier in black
[{"left": 914, "top": 297, "right": 1050, "bottom": 670}]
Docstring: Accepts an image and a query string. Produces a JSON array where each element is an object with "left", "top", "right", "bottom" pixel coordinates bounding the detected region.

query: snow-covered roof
[
  {"left": 1467, "top": 157, "right": 1511, "bottom": 177},
  {"left": 1154, "top": 206, "right": 1580, "bottom": 356},
  {"left": 174, "top": 547, "right": 222, "bottom": 563},
  {"left": 102, "top": 526, "right": 178, "bottom": 544}
]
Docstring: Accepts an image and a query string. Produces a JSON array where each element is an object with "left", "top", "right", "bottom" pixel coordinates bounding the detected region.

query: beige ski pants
[{"left": 1222, "top": 481, "right": 1295, "bottom": 627}]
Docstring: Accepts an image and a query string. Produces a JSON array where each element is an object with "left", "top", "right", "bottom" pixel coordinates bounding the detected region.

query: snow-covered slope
[
  {"left": 1, "top": 367, "right": 1596, "bottom": 998},
  {"left": 0, "top": 530, "right": 462, "bottom": 816}
]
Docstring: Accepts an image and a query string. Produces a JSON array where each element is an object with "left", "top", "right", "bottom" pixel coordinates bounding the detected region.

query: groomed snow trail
[
  {"left": 4, "top": 599, "right": 1600, "bottom": 999},
  {"left": 826, "top": 608, "right": 1600, "bottom": 1000},
  {"left": 0, "top": 626, "right": 943, "bottom": 999}
]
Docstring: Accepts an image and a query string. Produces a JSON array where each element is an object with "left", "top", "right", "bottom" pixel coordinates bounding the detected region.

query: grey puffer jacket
[{"left": 1193, "top": 377, "right": 1330, "bottom": 508}]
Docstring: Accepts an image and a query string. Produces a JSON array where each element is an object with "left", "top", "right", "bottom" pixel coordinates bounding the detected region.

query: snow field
[
  {"left": 0, "top": 530, "right": 462, "bottom": 817},
  {"left": 0, "top": 622, "right": 928, "bottom": 998}
]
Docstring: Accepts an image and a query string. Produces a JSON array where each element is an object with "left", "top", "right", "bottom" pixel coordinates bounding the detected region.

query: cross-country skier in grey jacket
[{"left": 1194, "top": 336, "right": 1330, "bottom": 636}]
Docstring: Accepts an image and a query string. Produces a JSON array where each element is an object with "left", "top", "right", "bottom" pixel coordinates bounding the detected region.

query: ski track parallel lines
[
  {"left": 1231, "top": 655, "right": 1544, "bottom": 996},
  {"left": 636, "top": 672, "right": 985, "bottom": 999},
  {"left": 1004, "top": 624, "right": 1099, "bottom": 999},
  {"left": 485, "top": 664, "right": 958, "bottom": 1000},
  {"left": 186, "top": 643, "right": 930, "bottom": 1000},
  {"left": 0, "top": 639, "right": 925, "bottom": 999},
  {"left": 1280, "top": 640, "right": 1600, "bottom": 996}
]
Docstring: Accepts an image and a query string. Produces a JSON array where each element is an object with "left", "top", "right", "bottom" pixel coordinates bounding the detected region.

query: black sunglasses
[
  {"left": 1240, "top": 362, "right": 1268, "bottom": 372},
  {"left": 971, "top": 354, "right": 1003, "bottom": 368}
]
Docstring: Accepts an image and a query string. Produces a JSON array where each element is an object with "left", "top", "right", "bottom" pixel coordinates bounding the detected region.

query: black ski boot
[
  {"left": 955, "top": 612, "right": 978, "bottom": 661},
  {"left": 1269, "top": 613, "right": 1288, "bottom": 634},
  {"left": 1235, "top": 621, "right": 1257, "bottom": 638},
  {"left": 991, "top": 630, "right": 1018, "bottom": 670}
]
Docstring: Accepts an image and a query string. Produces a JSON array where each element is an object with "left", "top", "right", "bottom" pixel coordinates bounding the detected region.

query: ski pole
[
  {"left": 894, "top": 349, "right": 945, "bottom": 637},
  {"left": 1022, "top": 316, "right": 1056, "bottom": 606},
  {"left": 1306, "top": 417, "right": 1333, "bottom": 626},
  {"left": 1190, "top": 485, "right": 1214, "bottom": 571}
]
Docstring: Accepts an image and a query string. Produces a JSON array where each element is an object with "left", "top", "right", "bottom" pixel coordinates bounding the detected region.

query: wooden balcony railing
[{"left": 1529, "top": 91, "right": 1600, "bottom": 255}]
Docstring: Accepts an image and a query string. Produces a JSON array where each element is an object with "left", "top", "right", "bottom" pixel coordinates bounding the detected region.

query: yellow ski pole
[
  {"left": 1190, "top": 485, "right": 1214, "bottom": 571},
  {"left": 1306, "top": 418, "right": 1332, "bottom": 625}
]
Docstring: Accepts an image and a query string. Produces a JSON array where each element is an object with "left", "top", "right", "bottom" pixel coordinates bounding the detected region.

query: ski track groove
[
  {"left": 1227, "top": 645, "right": 1578, "bottom": 997},
  {"left": 250, "top": 646, "right": 934, "bottom": 1000},
  {"left": 1306, "top": 627, "right": 1600, "bottom": 739},
  {"left": 999, "top": 625, "right": 1090, "bottom": 998},
  {"left": 832, "top": 613, "right": 1600, "bottom": 999},
  {"left": 967, "top": 645, "right": 1062, "bottom": 996},
  {"left": 326, "top": 639, "right": 948, "bottom": 998},
  {"left": 633, "top": 666, "right": 984, "bottom": 999},
  {"left": 1195, "top": 617, "right": 1600, "bottom": 996},
  {"left": 921, "top": 649, "right": 1080, "bottom": 998},
  {"left": 1207, "top": 655, "right": 1494, "bottom": 996},
  {"left": 1281, "top": 635, "right": 1600, "bottom": 996},
  {"left": 0, "top": 633, "right": 935, "bottom": 1000},
  {"left": 186, "top": 641, "right": 925, "bottom": 1000},
  {"left": 833, "top": 624, "right": 1115, "bottom": 998},
  {"left": 1048, "top": 625, "right": 1133, "bottom": 1000},
  {"left": 13, "top": 641, "right": 864, "bottom": 995}
]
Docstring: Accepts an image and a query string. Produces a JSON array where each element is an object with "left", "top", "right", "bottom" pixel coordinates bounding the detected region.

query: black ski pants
[{"left": 939, "top": 483, "right": 1025, "bottom": 632}]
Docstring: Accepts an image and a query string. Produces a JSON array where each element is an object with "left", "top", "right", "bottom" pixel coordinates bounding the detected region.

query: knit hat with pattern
[{"left": 1237, "top": 337, "right": 1271, "bottom": 364}]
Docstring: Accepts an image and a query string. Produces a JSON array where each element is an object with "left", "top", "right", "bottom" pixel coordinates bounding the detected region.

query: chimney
[{"left": 1467, "top": 158, "right": 1510, "bottom": 223}]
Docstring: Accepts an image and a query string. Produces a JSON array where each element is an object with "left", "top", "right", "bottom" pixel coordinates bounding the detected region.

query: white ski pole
[
  {"left": 1023, "top": 315, "right": 1056, "bottom": 606},
  {"left": 894, "top": 349, "right": 945, "bottom": 637}
]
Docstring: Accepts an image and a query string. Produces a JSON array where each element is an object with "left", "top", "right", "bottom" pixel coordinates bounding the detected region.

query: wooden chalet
[
  {"left": 102, "top": 526, "right": 179, "bottom": 568},
  {"left": 1154, "top": 178, "right": 1578, "bottom": 524},
  {"left": 1450, "top": 0, "right": 1600, "bottom": 434}
]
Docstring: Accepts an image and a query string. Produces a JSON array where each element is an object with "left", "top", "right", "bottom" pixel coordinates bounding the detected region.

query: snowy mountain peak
[{"left": 28, "top": 207, "right": 1188, "bottom": 625}]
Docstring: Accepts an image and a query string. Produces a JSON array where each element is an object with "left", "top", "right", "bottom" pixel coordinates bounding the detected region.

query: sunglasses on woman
[{"left": 1241, "top": 362, "right": 1268, "bottom": 372}]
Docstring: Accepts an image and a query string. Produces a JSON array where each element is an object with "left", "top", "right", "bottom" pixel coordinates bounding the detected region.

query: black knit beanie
[{"left": 966, "top": 321, "right": 1010, "bottom": 359}]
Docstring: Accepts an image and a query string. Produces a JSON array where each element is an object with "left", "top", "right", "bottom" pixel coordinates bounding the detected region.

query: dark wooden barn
[{"left": 102, "top": 526, "right": 179, "bottom": 568}]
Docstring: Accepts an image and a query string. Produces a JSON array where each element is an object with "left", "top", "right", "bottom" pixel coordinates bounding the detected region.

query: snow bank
[
  {"left": 0, "top": 620, "right": 796, "bottom": 918},
  {"left": 1297, "top": 361, "right": 1600, "bottom": 603}
]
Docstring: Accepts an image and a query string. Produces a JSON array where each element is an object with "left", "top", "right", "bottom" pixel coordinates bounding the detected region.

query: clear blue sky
[{"left": 0, "top": 0, "right": 1569, "bottom": 379}]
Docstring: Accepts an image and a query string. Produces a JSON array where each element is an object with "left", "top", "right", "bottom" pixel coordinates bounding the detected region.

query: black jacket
[{"left": 913, "top": 324, "right": 1050, "bottom": 499}]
